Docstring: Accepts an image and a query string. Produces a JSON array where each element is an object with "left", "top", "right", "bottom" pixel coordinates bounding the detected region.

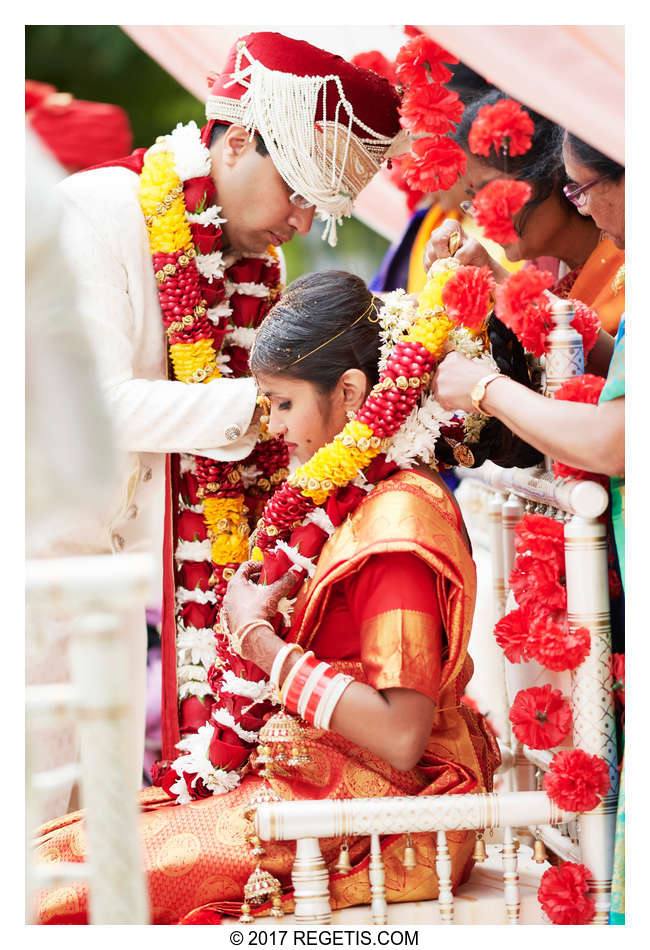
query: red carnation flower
[
  {"left": 401, "top": 135, "right": 467, "bottom": 193},
  {"left": 441, "top": 265, "right": 495, "bottom": 329},
  {"left": 468, "top": 98, "right": 534, "bottom": 158},
  {"left": 400, "top": 82, "right": 464, "bottom": 136},
  {"left": 510, "top": 553, "right": 567, "bottom": 614},
  {"left": 551, "top": 375, "right": 608, "bottom": 480},
  {"left": 472, "top": 179, "right": 532, "bottom": 246},
  {"left": 350, "top": 50, "right": 396, "bottom": 83},
  {"left": 494, "top": 606, "right": 532, "bottom": 663},
  {"left": 527, "top": 615, "right": 591, "bottom": 672},
  {"left": 395, "top": 35, "right": 458, "bottom": 87},
  {"left": 544, "top": 749, "right": 611, "bottom": 812},
  {"left": 509, "top": 684, "right": 572, "bottom": 749},
  {"left": 611, "top": 653, "right": 625, "bottom": 708},
  {"left": 514, "top": 513, "right": 565, "bottom": 562},
  {"left": 568, "top": 300, "right": 600, "bottom": 356},
  {"left": 538, "top": 863, "right": 595, "bottom": 925},
  {"left": 494, "top": 266, "right": 555, "bottom": 356}
]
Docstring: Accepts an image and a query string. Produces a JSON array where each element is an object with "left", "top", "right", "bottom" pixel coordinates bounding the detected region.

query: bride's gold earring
[{"left": 346, "top": 409, "right": 356, "bottom": 421}]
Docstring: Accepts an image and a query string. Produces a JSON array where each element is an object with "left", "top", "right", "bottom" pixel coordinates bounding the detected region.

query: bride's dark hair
[{"left": 250, "top": 270, "right": 542, "bottom": 469}]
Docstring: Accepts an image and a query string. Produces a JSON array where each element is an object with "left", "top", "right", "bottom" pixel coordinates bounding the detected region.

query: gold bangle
[{"left": 230, "top": 618, "right": 275, "bottom": 656}]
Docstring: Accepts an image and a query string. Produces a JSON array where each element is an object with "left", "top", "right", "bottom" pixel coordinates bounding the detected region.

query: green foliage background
[{"left": 25, "top": 25, "right": 390, "bottom": 284}]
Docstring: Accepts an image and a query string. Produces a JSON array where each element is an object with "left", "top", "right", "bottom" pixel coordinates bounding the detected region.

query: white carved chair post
[
  {"left": 565, "top": 515, "right": 618, "bottom": 923},
  {"left": 26, "top": 553, "right": 152, "bottom": 925}
]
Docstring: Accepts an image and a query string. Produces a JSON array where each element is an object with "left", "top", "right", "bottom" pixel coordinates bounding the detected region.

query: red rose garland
[
  {"left": 468, "top": 98, "right": 534, "bottom": 158},
  {"left": 471, "top": 179, "right": 532, "bottom": 245},
  {"left": 543, "top": 749, "right": 611, "bottom": 812},
  {"left": 538, "top": 863, "right": 595, "bottom": 925},
  {"left": 509, "top": 684, "right": 572, "bottom": 750}
]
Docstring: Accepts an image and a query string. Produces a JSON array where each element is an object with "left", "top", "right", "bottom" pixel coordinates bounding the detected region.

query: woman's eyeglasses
[{"left": 563, "top": 176, "right": 608, "bottom": 208}]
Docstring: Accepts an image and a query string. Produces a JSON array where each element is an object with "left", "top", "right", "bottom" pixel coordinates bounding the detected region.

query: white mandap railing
[{"left": 250, "top": 299, "right": 620, "bottom": 926}]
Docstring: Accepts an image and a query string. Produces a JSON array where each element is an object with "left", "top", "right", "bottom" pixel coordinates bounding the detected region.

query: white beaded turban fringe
[{"left": 205, "top": 32, "right": 410, "bottom": 245}]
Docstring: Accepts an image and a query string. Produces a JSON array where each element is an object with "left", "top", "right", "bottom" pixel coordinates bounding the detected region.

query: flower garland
[
  {"left": 491, "top": 510, "right": 612, "bottom": 922},
  {"left": 471, "top": 179, "right": 532, "bottom": 245},
  {"left": 138, "top": 122, "right": 289, "bottom": 798},
  {"left": 494, "top": 266, "right": 601, "bottom": 358},
  {"left": 161, "top": 258, "right": 497, "bottom": 802},
  {"left": 509, "top": 684, "right": 572, "bottom": 750},
  {"left": 468, "top": 98, "right": 534, "bottom": 159},
  {"left": 537, "top": 862, "right": 595, "bottom": 925},
  {"left": 551, "top": 375, "right": 607, "bottom": 481},
  {"left": 395, "top": 33, "right": 467, "bottom": 195}
]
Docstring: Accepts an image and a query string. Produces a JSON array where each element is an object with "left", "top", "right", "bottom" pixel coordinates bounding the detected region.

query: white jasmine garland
[
  {"left": 386, "top": 396, "right": 455, "bottom": 469},
  {"left": 175, "top": 539, "right": 213, "bottom": 562},
  {"left": 177, "top": 663, "right": 209, "bottom": 685},
  {"left": 172, "top": 724, "right": 242, "bottom": 796},
  {"left": 175, "top": 587, "right": 218, "bottom": 607},
  {"left": 167, "top": 120, "right": 211, "bottom": 180},
  {"left": 176, "top": 625, "right": 218, "bottom": 668},
  {"left": 196, "top": 250, "right": 226, "bottom": 282},
  {"left": 216, "top": 352, "right": 232, "bottom": 375},
  {"left": 275, "top": 540, "right": 317, "bottom": 577},
  {"left": 303, "top": 506, "right": 336, "bottom": 536},
  {"left": 227, "top": 326, "right": 258, "bottom": 350},
  {"left": 211, "top": 706, "right": 261, "bottom": 744},
  {"left": 224, "top": 280, "right": 269, "bottom": 298},
  {"left": 179, "top": 680, "right": 215, "bottom": 700},
  {"left": 186, "top": 206, "right": 226, "bottom": 228},
  {"left": 219, "top": 669, "right": 273, "bottom": 703},
  {"left": 206, "top": 301, "right": 233, "bottom": 325},
  {"left": 179, "top": 454, "right": 197, "bottom": 476}
]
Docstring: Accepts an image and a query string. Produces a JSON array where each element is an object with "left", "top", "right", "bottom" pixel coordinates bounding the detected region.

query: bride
[{"left": 34, "top": 268, "right": 538, "bottom": 925}]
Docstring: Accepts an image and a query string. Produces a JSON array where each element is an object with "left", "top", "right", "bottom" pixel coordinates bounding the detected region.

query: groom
[{"left": 53, "top": 31, "right": 405, "bottom": 789}]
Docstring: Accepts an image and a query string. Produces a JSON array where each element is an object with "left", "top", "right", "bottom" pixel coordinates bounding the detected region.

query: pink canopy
[{"left": 123, "top": 25, "right": 624, "bottom": 242}]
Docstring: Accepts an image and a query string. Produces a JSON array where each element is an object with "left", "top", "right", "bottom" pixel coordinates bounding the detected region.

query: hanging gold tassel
[
  {"left": 270, "top": 894, "right": 284, "bottom": 918},
  {"left": 403, "top": 833, "right": 418, "bottom": 870},
  {"left": 473, "top": 831, "right": 487, "bottom": 863},
  {"left": 334, "top": 839, "right": 352, "bottom": 874},
  {"left": 533, "top": 835, "right": 548, "bottom": 864}
]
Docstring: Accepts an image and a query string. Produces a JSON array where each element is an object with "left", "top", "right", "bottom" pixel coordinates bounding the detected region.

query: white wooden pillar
[
  {"left": 564, "top": 515, "right": 618, "bottom": 925},
  {"left": 291, "top": 838, "right": 332, "bottom": 924}
]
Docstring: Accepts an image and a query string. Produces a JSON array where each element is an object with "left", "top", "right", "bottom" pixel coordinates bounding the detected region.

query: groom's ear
[{"left": 339, "top": 368, "right": 369, "bottom": 412}]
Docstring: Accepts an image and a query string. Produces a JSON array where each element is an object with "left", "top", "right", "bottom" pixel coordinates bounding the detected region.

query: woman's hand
[
  {"left": 423, "top": 219, "right": 507, "bottom": 281},
  {"left": 432, "top": 351, "right": 495, "bottom": 413},
  {"left": 221, "top": 561, "right": 297, "bottom": 636}
]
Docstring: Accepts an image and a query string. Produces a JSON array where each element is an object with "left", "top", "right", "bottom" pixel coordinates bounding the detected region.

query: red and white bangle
[
  {"left": 313, "top": 673, "right": 354, "bottom": 730},
  {"left": 269, "top": 642, "right": 304, "bottom": 693},
  {"left": 281, "top": 651, "right": 316, "bottom": 709}
]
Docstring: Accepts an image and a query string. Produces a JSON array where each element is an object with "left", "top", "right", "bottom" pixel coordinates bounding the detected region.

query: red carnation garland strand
[
  {"left": 468, "top": 98, "right": 534, "bottom": 158},
  {"left": 509, "top": 684, "right": 572, "bottom": 750},
  {"left": 471, "top": 179, "right": 532, "bottom": 245},
  {"left": 551, "top": 375, "right": 607, "bottom": 481},
  {"left": 538, "top": 863, "right": 595, "bottom": 925},
  {"left": 543, "top": 748, "right": 611, "bottom": 812},
  {"left": 441, "top": 265, "right": 495, "bottom": 329},
  {"left": 395, "top": 32, "right": 466, "bottom": 194}
]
